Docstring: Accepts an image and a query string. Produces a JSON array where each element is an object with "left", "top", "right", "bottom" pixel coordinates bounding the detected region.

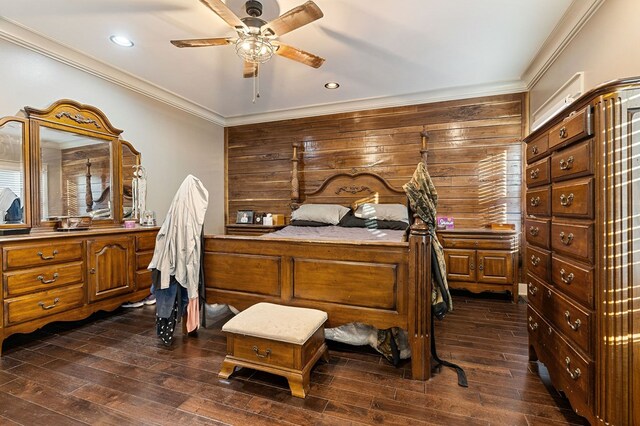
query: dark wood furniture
[
  {"left": 205, "top": 145, "right": 433, "bottom": 381},
  {"left": 224, "top": 224, "right": 286, "bottom": 236},
  {"left": 439, "top": 228, "right": 519, "bottom": 302},
  {"left": 525, "top": 77, "right": 640, "bottom": 425},
  {"left": 0, "top": 100, "right": 158, "bottom": 355}
]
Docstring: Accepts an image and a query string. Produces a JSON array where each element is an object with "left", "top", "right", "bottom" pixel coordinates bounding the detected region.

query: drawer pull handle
[
  {"left": 532, "top": 145, "right": 539, "bottom": 155},
  {"left": 528, "top": 316, "right": 538, "bottom": 331},
  {"left": 529, "top": 226, "right": 539, "bottom": 237},
  {"left": 559, "top": 156, "right": 574, "bottom": 170},
  {"left": 560, "top": 268, "right": 574, "bottom": 284},
  {"left": 528, "top": 283, "right": 538, "bottom": 295},
  {"left": 470, "top": 261, "right": 475, "bottom": 271},
  {"left": 530, "top": 196, "right": 541, "bottom": 207},
  {"left": 548, "top": 327, "right": 553, "bottom": 335},
  {"left": 560, "top": 193, "right": 574, "bottom": 207},
  {"left": 37, "top": 249, "right": 59, "bottom": 260},
  {"left": 478, "top": 259, "right": 483, "bottom": 271},
  {"left": 37, "top": 273, "right": 59, "bottom": 284},
  {"left": 530, "top": 168, "right": 540, "bottom": 179},
  {"left": 530, "top": 255, "right": 540, "bottom": 266},
  {"left": 559, "top": 127, "right": 568, "bottom": 139},
  {"left": 547, "top": 289, "right": 552, "bottom": 299},
  {"left": 252, "top": 345, "right": 271, "bottom": 359},
  {"left": 564, "top": 311, "right": 582, "bottom": 331},
  {"left": 38, "top": 297, "right": 60, "bottom": 310},
  {"left": 559, "top": 232, "right": 574, "bottom": 245},
  {"left": 565, "top": 357, "right": 581, "bottom": 380}
]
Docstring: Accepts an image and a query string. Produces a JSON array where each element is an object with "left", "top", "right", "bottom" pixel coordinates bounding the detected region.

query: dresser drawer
[
  {"left": 525, "top": 218, "right": 551, "bottom": 249},
  {"left": 551, "top": 222, "right": 594, "bottom": 263},
  {"left": 135, "top": 269, "right": 152, "bottom": 291},
  {"left": 526, "top": 273, "right": 551, "bottom": 315},
  {"left": 552, "top": 178, "right": 594, "bottom": 219},
  {"left": 3, "top": 241, "right": 83, "bottom": 270},
  {"left": 4, "top": 283, "right": 85, "bottom": 326},
  {"left": 526, "top": 157, "right": 551, "bottom": 188},
  {"left": 136, "top": 251, "right": 153, "bottom": 270},
  {"left": 3, "top": 261, "right": 83, "bottom": 298},
  {"left": 231, "top": 334, "right": 295, "bottom": 369},
  {"left": 548, "top": 106, "right": 593, "bottom": 150},
  {"left": 136, "top": 233, "right": 157, "bottom": 252},
  {"left": 526, "top": 133, "right": 549, "bottom": 164},
  {"left": 551, "top": 139, "right": 594, "bottom": 181},
  {"left": 526, "top": 245, "right": 550, "bottom": 282},
  {"left": 546, "top": 287, "right": 593, "bottom": 355},
  {"left": 551, "top": 254, "right": 594, "bottom": 309},
  {"left": 526, "top": 186, "right": 551, "bottom": 217}
]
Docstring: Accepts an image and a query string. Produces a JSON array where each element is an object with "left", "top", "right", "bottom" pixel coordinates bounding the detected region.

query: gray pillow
[
  {"left": 291, "top": 204, "right": 350, "bottom": 225},
  {"left": 354, "top": 203, "right": 409, "bottom": 223}
]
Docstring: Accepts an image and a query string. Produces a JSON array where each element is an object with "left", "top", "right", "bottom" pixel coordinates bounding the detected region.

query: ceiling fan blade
[
  {"left": 243, "top": 61, "right": 258, "bottom": 78},
  {"left": 170, "top": 37, "right": 234, "bottom": 48},
  {"left": 199, "top": 0, "right": 247, "bottom": 31},
  {"left": 261, "top": 1, "right": 323, "bottom": 37},
  {"left": 273, "top": 42, "right": 325, "bottom": 68}
]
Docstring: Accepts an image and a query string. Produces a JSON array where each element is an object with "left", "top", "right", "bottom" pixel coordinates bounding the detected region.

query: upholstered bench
[{"left": 219, "top": 302, "right": 329, "bottom": 398}]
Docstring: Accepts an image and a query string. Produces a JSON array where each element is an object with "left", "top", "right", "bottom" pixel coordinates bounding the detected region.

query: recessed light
[
  {"left": 324, "top": 82, "right": 340, "bottom": 89},
  {"left": 110, "top": 35, "right": 134, "bottom": 47}
]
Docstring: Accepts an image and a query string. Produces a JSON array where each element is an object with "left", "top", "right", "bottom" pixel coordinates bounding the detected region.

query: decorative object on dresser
[
  {"left": 0, "top": 99, "right": 158, "bottom": 355},
  {"left": 235, "top": 209, "right": 254, "bottom": 224},
  {"left": 525, "top": 77, "right": 640, "bottom": 426},
  {"left": 438, "top": 228, "right": 519, "bottom": 303}
]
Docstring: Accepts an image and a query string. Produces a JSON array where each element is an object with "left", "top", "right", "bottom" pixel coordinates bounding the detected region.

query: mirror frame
[
  {"left": 0, "top": 116, "right": 31, "bottom": 231},
  {"left": 120, "top": 139, "right": 141, "bottom": 219},
  {"left": 24, "top": 99, "right": 125, "bottom": 229}
]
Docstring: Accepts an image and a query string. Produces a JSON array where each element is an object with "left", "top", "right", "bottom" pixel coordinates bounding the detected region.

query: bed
[{"left": 203, "top": 146, "right": 433, "bottom": 380}]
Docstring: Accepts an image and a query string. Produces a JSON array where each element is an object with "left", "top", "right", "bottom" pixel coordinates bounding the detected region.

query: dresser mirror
[
  {"left": 121, "top": 140, "right": 140, "bottom": 219},
  {"left": 0, "top": 117, "right": 30, "bottom": 229}
]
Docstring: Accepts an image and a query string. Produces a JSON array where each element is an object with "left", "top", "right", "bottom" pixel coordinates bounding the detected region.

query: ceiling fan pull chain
[{"left": 257, "top": 65, "right": 261, "bottom": 99}]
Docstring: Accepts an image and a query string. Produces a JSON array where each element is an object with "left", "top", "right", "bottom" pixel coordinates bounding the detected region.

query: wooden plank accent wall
[{"left": 226, "top": 93, "right": 526, "bottom": 233}]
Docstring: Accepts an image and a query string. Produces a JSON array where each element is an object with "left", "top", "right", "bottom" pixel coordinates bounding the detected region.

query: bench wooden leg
[
  {"left": 287, "top": 372, "right": 309, "bottom": 398},
  {"left": 218, "top": 358, "right": 237, "bottom": 379}
]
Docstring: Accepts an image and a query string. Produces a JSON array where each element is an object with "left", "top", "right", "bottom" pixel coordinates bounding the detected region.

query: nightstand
[{"left": 225, "top": 224, "right": 286, "bottom": 236}]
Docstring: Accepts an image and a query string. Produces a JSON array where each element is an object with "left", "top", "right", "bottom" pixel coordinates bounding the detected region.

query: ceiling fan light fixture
[
  {"left": 324, "top": 82, "right": 340, "bottom": 89},
  {"left": 109, "top": 35, "right": 134, "bottom": 48},
  {"left": 235, "top": 34, "right": 274, "bottom": 64}
]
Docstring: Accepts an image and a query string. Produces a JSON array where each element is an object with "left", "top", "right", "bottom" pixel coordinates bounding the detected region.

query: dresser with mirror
[{"left": 0, "top": 99, "right": 157, "bottom": 354}]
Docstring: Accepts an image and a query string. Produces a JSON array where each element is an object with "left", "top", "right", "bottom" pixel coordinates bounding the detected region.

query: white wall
[
  {"left": 529, "top": 0, "right": 640, "bottom": 116},
  {"left": 0, "top": 39, "right": 225, "bottom": 233}
]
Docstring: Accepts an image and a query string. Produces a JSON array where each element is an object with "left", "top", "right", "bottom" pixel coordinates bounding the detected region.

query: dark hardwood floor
[{"left": 0, "top": 292, "right": 588, "bottom": 425}]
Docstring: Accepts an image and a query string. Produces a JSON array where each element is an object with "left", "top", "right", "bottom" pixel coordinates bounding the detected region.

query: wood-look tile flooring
[{"left": 0, "top": 292, "right": 588, "bottom": 425}]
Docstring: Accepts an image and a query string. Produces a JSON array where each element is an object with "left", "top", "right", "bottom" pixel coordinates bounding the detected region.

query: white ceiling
[{"left": 0, "top": 0, "right": 590, "bottom": 125}]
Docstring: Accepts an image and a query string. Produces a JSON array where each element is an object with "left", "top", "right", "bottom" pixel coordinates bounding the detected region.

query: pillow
[
  {"left": 290, "top": 219, "right": 330, "bottom": 227},
  {"left": 339, "top": 210, "right": 409, "bottom": 230},
  {"left": 291, "top": 204, "right": 350, "bottom": 225},
  {"left": 354, "top": 203, "right": 409, "bottom": 223}
]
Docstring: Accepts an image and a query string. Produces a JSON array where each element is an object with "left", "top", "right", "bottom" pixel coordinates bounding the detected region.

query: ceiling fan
[{"left": 171, "top": 0, "right": 325, "bottom": 78}]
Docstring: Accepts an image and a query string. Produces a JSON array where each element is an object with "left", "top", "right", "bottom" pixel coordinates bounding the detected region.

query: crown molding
[
  {"left": 225, "top": 80, "right": 527, "bottom": 126},
  {"left": 0, "top": 17, "right": 226, "bottom": 126},
  {"left": 522, "top": 0, "right": 605, "bottom": 89}
]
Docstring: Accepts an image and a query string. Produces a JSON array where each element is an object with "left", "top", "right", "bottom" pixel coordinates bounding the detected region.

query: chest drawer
[
  {"left": 526, "top": 186, "right": 551, "bottom": 217},
  {"left": 4, "top": 283, "right": 85, "bottom": 326},
  {"left": 3, "top": 241, "right": 83, "bottom": 270},
  {"left": 551, "top": 178, "right": 594, "bottom": 219},
  {"left": 551, "top": 139, "right": 594, "bottom": 181},
  {"left": 526, "top": 245, "right": 551, "bottom": 282},
  {"left": 525, "top": 218, "right": 551, "bottom": 249},
  {"left": 548, "top": 106, "right": 593, "bottom": 150},
  {"left": 546, "top": 287, "right": 593, "bottom": 355},
  {"left": 3, "top": 261, "right": 83, "bottom": 298},
  {"left": 551, "top": 222, "right": 594, "bottom": 263},
  {"left": 551, "top": 255, "right": 594, "bottom": 309},
  {"left": 231, "top": 334, "right": 295, "bottom": 369},
  {"left": 526, "top": 273, "right": 551, "bottom": 316},
  {"left": 526, "top": 133, "right": 549, "bottom": 164},
  {"left": 526, "top": 157, "right": 551, "bottom": 188}
]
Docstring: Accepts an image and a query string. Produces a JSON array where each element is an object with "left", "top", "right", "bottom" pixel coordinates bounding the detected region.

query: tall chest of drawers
[{"left": 524, "top": 78, "right": 640, "bottom": 425}]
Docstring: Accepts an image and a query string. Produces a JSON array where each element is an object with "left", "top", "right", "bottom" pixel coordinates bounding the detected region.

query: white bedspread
[{"left": 261, "top": 225, "right": 407, "bottom": 243}]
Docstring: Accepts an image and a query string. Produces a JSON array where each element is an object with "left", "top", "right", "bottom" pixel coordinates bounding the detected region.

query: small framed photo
[
  {"left": 236, "top": 210, "right": 254, "bottom": 224},
  {"left": 253, "top": 212, "right": 264, "bottom": 224}
]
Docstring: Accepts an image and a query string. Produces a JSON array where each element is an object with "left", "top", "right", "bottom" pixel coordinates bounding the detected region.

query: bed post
[
  {"left": 420, "top": 127, "right": 429, "bottom": 164},
  {"left": 291, "top": 142, "right": 301, "bottom": 210},
  {"left": 408, "top": 218, "right": 432, "bottom": 380}
]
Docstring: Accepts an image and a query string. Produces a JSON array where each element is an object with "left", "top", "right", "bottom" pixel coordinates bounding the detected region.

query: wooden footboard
[{"left": 203, "top": 225, "right": 432, "bottom": 380}]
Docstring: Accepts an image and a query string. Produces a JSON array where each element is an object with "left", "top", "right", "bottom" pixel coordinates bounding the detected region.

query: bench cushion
[{"left": 222, "top": 302, "right": 328, "bottom": 344}]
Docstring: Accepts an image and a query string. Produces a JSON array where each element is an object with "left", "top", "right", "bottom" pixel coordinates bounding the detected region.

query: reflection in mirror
[
  {"left": 39, "top": 126, "right": 112, "bottom": 221},
  {"left": 0, "top": 120, "right": 25, "bottom": 224},
  {"left": 121, "top": 141, "right": 140, "bottom": 219}
]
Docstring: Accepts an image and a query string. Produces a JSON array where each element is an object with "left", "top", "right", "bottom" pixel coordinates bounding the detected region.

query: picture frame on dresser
[{"left": 236, "top": 210, "right": 254, "bottom": 224}]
